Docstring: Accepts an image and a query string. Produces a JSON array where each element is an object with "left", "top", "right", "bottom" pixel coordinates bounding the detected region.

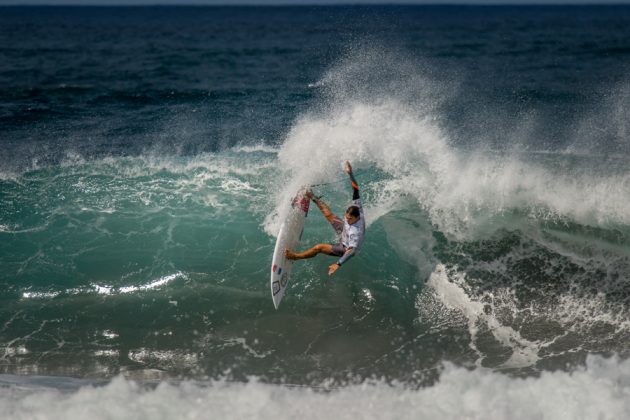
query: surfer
[{"left": 285, "top": 161, "right": 365, "bottom": 276}]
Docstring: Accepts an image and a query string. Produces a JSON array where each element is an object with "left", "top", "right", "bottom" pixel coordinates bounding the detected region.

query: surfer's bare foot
[{"left": 285, "top": 249, "right": 297, "bottom": 260}]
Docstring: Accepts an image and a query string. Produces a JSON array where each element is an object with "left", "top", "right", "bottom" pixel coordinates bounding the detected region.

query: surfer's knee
[
  {"left": 314, "top": 244, "right": 327, "bottom": 253},
  {"left": 308, "top": 244, "right": 327, "bottom": 255},
  {"left": 315, "top": 244, "right": 333, "bottom": 254}
]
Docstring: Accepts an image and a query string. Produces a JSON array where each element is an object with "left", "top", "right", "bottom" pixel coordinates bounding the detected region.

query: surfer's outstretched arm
[{"left": 345, "top": 161, "right": 360, "bottom": 200}]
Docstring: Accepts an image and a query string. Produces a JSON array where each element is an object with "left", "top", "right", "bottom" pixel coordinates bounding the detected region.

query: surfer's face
[{"left": 345, "top": 211, "right": 359, "bottom": 225}]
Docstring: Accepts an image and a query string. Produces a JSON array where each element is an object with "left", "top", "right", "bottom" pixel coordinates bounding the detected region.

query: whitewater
[{"left": 1, "top": 356, "right": 630, "bottom": 420}]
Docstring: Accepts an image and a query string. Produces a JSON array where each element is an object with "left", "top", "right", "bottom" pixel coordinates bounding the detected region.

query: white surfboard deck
[{"left": 271, "top": 189, "right": 310, "bottom": 309}]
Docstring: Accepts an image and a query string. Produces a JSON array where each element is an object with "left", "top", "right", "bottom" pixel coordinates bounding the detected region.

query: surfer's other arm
[
  {"left": 306, "top": 190, "right": 340, "bottom": 224},
  {"left": 328, "top": 247, "right": 355, "bottom": 276}
]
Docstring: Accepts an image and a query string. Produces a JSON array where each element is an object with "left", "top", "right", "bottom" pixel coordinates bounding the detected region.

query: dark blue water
[
  {"left": 1, "top": 6, "right": 630, "bottom": 398},
  {"left": 3, "top": 6, "right": 630, "bottom": 167}
]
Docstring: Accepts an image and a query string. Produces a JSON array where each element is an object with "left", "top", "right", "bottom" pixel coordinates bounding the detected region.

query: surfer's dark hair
[{"left": 346, "top": 205, "right": 360, "bottom": 218}]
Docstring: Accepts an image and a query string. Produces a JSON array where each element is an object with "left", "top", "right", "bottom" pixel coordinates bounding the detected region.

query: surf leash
[{"left": 309, "top": 177, "right": 348, "bottom": 188}]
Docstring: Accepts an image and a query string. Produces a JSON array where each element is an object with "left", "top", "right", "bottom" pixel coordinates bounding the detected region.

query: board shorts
[
  {"left": 330, "top": 242, "right": 346, "bottom": 257},
  {"left": 329, "top": 217, "right": 345, "bottom": 256}
]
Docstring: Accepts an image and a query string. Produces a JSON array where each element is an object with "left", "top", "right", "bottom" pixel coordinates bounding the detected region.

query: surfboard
[{"left": 271, "top": 189, "right": 310, "bottom": 309}]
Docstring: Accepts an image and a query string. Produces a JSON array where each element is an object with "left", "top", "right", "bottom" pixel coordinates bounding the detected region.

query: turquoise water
[{"left": 1, "top": 9, "right": 630, "bottom": 417}]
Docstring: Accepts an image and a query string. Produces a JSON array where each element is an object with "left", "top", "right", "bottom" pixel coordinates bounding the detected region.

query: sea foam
[{"left": 2, "top": 355, "right": 629, "bottom": 420}]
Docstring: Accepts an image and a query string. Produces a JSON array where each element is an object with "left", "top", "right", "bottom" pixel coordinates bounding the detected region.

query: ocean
[{"left": 1, "top": 5, "right": 630, "bottom": 419}]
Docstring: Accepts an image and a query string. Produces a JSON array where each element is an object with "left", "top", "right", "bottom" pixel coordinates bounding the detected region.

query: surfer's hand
[
  {"left": 345, "top": 161, "right": 353, "bottom": 175},
  {"left": 328, "top": 263, "right": 340, "bottom": 276},
  {"left": 305, "top": 189, "right": 315, "bottom": 200}
]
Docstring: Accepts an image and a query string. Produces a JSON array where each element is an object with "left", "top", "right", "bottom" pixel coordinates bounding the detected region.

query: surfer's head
[{"left": 345, "top": 205, "right": 360, "bottom": 224}]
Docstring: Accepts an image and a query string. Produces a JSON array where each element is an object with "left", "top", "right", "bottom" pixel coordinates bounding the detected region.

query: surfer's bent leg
[{"left": 286, "top": 244, "right": 334, "bottom": 260}]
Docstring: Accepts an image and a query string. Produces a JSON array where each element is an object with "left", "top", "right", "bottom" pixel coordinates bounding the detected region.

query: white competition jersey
[{"left": 341, "top": 198, "right": 365, "bottom": 251}]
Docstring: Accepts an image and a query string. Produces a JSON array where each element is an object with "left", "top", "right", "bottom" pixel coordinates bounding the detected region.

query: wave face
[{"left": 2, "top": 5, "right": 630, "bottom": 409}]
